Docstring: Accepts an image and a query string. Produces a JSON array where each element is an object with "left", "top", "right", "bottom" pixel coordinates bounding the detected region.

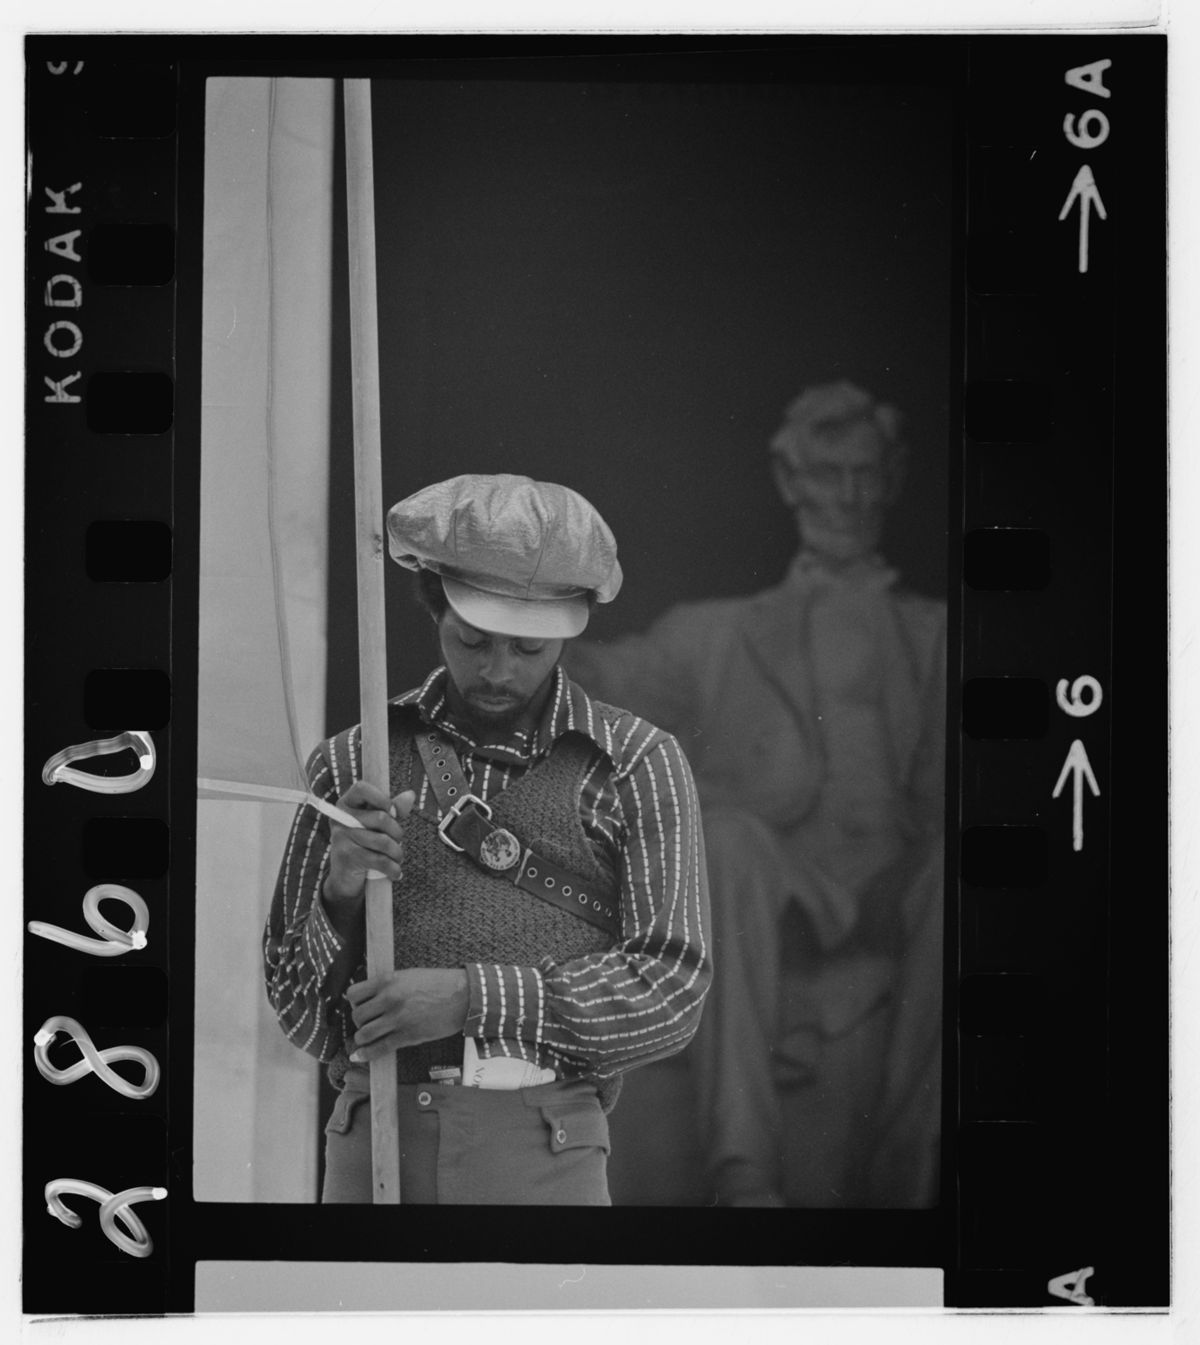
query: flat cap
[{"left": 386, "top": 473, "right": 623, "bottom": 639}]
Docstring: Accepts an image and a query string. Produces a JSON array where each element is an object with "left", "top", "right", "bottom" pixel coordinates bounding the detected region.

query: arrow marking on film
[
  {"left": 1058, "top": 164, "right": 1108, "bottom": 274},
  {"left": 1052, "top": 738, "right": 1101, "bottom": 853}
]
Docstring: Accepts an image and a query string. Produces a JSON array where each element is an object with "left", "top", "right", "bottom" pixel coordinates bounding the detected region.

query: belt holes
[
  {"left": 562, "top": 885, "right": 572, "bottom": 896},
  {"left": 544, "top": 877, "right": 555, "bottom": 889},
  {"left": 527, "top": 866, "right": 538, "bottom": 877},
  {"left": 447, "top": 786, "right": 458, "bottom": 796}
]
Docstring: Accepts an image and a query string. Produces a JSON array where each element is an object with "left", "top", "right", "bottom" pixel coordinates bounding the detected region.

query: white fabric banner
[
  {"left": 195, "top": 76, "right": 336, "bottom": 1201},
  {"left": 199, "top": 76, "right": 334, "bottom": 797}
]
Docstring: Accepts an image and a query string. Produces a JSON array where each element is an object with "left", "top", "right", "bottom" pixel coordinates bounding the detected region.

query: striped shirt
[{"left": 263, "top": 665, "right": 711, "bottom": 1085}]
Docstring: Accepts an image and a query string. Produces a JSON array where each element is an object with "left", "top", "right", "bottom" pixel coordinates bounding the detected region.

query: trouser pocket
[
  {"left": 324, "top": 1087, "right": 369, "bottom": 1136},
  {"left": 321, "top": 1087, "right": 374, "bottom": 1203},
  {"left": 539, "top": 1096, "right": 611, "bottom": 1156}
]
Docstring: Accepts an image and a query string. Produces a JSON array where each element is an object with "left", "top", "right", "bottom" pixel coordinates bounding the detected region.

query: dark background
[{"left": 326, "top": 66, "right": 953, "bottom": 721}]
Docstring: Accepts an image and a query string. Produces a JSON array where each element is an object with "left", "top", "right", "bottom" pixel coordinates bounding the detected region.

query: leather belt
[{"left": 414, "top": 730, "right": 620, "bottom": 940}]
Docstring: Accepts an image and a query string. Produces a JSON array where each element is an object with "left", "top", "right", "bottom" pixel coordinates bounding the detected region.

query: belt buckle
[{"left": 437, "top": 793, "right": 493, "bottom": 853}]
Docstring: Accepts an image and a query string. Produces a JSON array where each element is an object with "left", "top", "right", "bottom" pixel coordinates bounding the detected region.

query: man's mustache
[{"left": 467, "top": 687, "right": 520, "bottom": 705}]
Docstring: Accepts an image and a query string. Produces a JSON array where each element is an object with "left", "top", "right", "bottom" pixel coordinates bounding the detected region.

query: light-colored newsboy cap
[{"left": 386, "top": 474, "right": 623, "bottom": 639}]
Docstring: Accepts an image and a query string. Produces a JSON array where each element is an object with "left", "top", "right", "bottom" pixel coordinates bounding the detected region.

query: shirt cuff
[
  {"left": 464, "top": 961, "right": 545, "bottom": 1045},
  {"left": 303, "top": 890, "right": 348, "bottom": 988}
]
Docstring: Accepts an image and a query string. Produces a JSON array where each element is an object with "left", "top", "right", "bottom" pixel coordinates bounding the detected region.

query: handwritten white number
[
  {"left": 1055, "top": 675, "right": 1103, "bottom": 718},
  {"left": 28, "top": 883, "right": 149, "bottom": 957},
  {"left": 1062, "top": 110, "right": 1110, "bottom": 151},
  {"left": 34, "top": 1015, "right": 160, "bottom": 1100},
  {"left": 41, "top": 729, "right": 156, "bottom": 794},
  {"left": 44, "top": 1179, "right": 165, "bottom": 1259}
]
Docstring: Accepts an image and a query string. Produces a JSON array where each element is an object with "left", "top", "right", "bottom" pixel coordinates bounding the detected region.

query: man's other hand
[{"left": 345, "top": 967, "right": 470, "bottom": 1060}]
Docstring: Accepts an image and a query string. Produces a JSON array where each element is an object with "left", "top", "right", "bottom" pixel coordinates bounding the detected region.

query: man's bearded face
[
  {"left": 437, "top": 608, "right": 563, "bottom": 736},
  {"left": 772, "top": 419, "right": 892, "bottom": 563}
]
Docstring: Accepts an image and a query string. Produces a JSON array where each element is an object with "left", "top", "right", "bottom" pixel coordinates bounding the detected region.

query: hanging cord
[{"left": 197, "top": 776, "right": 360, "bottom": 828}]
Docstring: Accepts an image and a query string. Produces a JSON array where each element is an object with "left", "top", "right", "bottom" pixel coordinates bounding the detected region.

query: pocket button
[
  {"left": 417, "top": 1090, "right": 432, "bottom": 1107},
  {"left": 556, "top": 1128, "right": 567, "bottom": 1144}
]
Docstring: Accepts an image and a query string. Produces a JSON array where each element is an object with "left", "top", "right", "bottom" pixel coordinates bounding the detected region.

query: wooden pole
[{"left": 343, "top": 78, "right": 401, "bottom": 1204}]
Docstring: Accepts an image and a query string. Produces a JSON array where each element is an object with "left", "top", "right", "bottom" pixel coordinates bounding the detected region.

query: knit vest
[{"left": 326, "top": 702, "right": 621, "bottom": 1091}]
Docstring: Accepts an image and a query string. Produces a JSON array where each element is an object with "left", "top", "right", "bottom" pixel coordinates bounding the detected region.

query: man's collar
[{"left": 391, "top": 665, "right": 600, "bottom": 765}]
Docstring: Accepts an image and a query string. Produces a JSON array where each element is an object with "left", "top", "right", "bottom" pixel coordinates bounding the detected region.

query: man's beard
[{"left": 459, "top": 688, "right": 529, "bottom": 733}]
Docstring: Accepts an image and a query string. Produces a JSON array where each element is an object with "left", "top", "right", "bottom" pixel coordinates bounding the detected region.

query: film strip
[
  {"left": 23, "top": 34, "right": 1168, "bottom": 1317},
  {"left": 956, "top": 37, "right": 1167, "bottom": 1307},
  {"left": 24, "top": 49, "right": 176, "bottom": 1314}
]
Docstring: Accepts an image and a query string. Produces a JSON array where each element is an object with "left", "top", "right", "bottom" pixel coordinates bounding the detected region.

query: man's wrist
[
  {"left": 320, "top": 877, "right": 365, "bottom": 939},
  {"left": 322, "top": 869, "right": 364, "bottom": 901},
  {"left": 445, "top": 969, "right": 471, "bottom": 1037}
]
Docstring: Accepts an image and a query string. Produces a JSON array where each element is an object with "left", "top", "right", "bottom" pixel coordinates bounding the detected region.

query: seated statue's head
[{"left": 768, "top": 380, "right": 906, "bottom": 565}]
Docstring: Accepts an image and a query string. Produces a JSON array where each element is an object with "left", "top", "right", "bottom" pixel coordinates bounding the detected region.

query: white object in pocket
[{"left": 462, "top": 1037, "right": 555, "bottom": 1089}]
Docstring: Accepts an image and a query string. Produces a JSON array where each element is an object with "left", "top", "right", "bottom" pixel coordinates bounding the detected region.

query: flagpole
[{"left": 343, "top": 77, "right": 401, "bottom": 1205}]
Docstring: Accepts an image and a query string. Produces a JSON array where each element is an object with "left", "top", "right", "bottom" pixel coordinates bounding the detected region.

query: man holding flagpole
[{"left": 264, "top": 473, "right": 711, "bottom": 1204}]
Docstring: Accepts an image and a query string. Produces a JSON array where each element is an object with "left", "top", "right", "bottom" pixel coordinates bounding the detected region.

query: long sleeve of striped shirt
[{"left": 263, "top": 742, "right": 358, "bottom": 1062}]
